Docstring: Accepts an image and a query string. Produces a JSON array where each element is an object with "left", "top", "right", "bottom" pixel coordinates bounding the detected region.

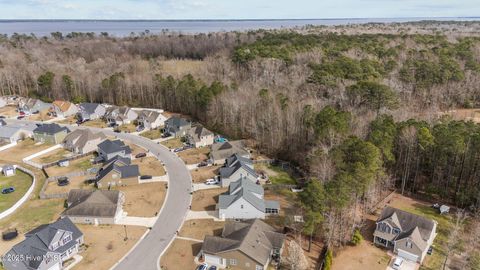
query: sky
[{"left": 0, "top": 0, "right": 478, "bottom": 20}]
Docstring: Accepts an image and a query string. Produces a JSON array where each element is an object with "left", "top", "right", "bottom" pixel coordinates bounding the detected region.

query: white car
[
  {"left": 392, "top": 257, "right": 404, "bottom": 270},
  {"left": 205, "top": 179, "right": 219, "bottom": 185}
]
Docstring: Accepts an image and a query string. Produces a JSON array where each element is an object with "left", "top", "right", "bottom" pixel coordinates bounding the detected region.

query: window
[
  {"left": 241, "top": 205, "right": 244, "bottom": 209},
  {"left": 393, "top": 228, "right": 400, "bottom": 234},
  {"left": 266, "top": 208, "right": 278, "bottom": 214},
  {"left": 230, "top": 259, "right": 237, "bottom": 265},
  {"left": 63, "top": 235, "right": 72, "bottom": 244},
  {"left": 406, "top": 240, "right": 413, "bottom": 248}
]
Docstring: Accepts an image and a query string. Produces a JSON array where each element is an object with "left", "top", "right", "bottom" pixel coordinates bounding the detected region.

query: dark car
[
  {"left": 57, "top": 177, "right": 70, "bottom": 186},
  {"left": 139, "top": 175, "right": 153, "bottom": 180},
  {"left": 197, "top": 161, "right": 208, "bottom": 167},
  {"left": 2, "top": 228, "right": 18, "bottom": 241},
  {"left": 427, "top": 246, "right": 434, "bottom": 255},
  {"left": 208, "top": 266, "right": 217, "bottom": 270},
  {"left": 0, "top": 115, "right": 5, "bottom": 119},
  {"left": 135, "top": 153, "right": 147, "bottom": 158},
  {"left": 16, "top": 115, "right": 25, "bottom": 120},
  {"left": 162, "top": 132, "right": 171, "bottom": 138},
  {"left": 2, "top": 187, "right": 15, "bottom": 194}
]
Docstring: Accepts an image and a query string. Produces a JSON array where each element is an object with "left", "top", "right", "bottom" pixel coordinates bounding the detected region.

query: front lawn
[
  {"left": 177, "top": 147, "right": 210, "bottom": 165},
  {"left": 0, "top": 170, "right": 33, "bottom": 212},
  {"left": 117, "top": 123, "right": 137, "bottom": 133},
  {"left": 81, "top": 119, "right": 107, "bottom": 128},
  {"left": 132, "top": 157, "right": 166, "bottom": 176},
  {"left": 160, "top": 137, "right": 184, "bottom": 149},
  {"left": 113, "top": 182, "right": 166, "bottom": 217},
  {"left": 140, "top": 128, "right": 163, "bottom": 140}
]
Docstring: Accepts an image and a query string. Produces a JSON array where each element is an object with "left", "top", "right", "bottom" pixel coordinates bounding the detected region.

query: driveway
[
  {"left": 186, "top": 210, "right": 223, "bottom": 221},
  {"left": 7, "top": 119, "right": 192, "bottom": 270},
  {"left": 387, "top": 257, "right": 419, "bottom": 270}
]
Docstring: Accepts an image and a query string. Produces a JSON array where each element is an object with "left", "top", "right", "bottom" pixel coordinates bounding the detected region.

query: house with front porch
[{"left": 373, "top": 206, "right": 437, "bottom": 264}]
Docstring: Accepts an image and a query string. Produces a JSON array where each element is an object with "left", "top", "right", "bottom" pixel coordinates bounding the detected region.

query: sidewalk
[{"left": 116, "top": 216, "right": 157, "bottom": 227}]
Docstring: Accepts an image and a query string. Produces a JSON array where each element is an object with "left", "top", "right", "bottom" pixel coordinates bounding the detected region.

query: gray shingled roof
[
  {"left": 96, "top": 159, "right": 139, "bottom": 181},
  {"left": 165, "top": 117, "right": 190, "bottom": 129},
  {"left": 33, "top": 123, "right": 69, "bottom": 135},
  {"left": 219, "top": 154, "right": 256, "bottom": 179},
  {"left": 5, "top": 217, "right": 82, "bottom": 270},
  {"left": 63, "top": 189, "right": 121, "bottom": 218},
  {"left": 63, "top": 129, "right": 106, "bottom": 150},
  {"left": 138, "top": 110, "right": 162, "bottom": 123},
  {"left": 218, "top": 178, "right": 271, "bottom": 213},
  {"left": 210, "top": 140, "right": 249, "bottom": 162},
  {"left": 202, "top": 219, "right": 285, "bottom": 266},
  {"left": 187, "top": 125, "right": 213, "bottom": 142},
  {"left": 98, "top": 139, "right": 132, "bottom": 155},
  {"left": 79, "top": 103, "right": 102, "bottom": 114}
]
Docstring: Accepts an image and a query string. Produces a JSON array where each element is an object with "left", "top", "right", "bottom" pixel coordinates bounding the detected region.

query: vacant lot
[
  {"left": 191, "top": 188, "right": 227, "bottom": 211},
  {"left": 0, "top": 139, "right": 52, "bottom": 163},
  {"left": 179, "top": 219, "right": 225, "bottom": 240},
  {"left": 81, "top": 119, "right": 107, "bottom": 128},
  {"left": 332, "top": 240, "right": 390, "bottom": 270},
  {"left": 32, "top": 148, "right": 72, "bottom": 164},
  {"left": 160, "top": 239, "right": 202, "bottom": 270},
  {"left": 132, "top": 157, "right": 166, "bottom": 176},
  {"left": 0, "top": 170, "right": 33, "bottom": 212},
  {"left": 44, "top": 155, "right": 97, "bottom": 177},
  {"left": 73, "top": 225, "right": 146, "bottom": 270},
  {"left": 178, "top": 147, "right": 210, "bottom": 165},
  {"left": 44, "top": 175, "right": 94, "bottom": 195},
  {"left": 114, "top": 182, "right": 166, "bottom": 217},
  {"left": 0, "top": 106, "right": 17, "bottom": 117},
  {"left": 140, "top": 128, "right": 163, "bottom": 140},
  {"left": 191, "top": 165, "right": 221, "bottom": 183},
  {"left": 160, "top": 137, "right": 183, "bottom": 149}
]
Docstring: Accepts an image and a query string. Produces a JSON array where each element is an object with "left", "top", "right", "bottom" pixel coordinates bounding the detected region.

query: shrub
[
  {"left": 351, "top": 229, "right": 363, "bottom": 245},
  {"left": 323, "top": 249, "right": 333, "bottom": 270}
]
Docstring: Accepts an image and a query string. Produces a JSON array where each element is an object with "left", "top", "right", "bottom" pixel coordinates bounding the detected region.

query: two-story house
[
  {"left": 201, "top": 219, "right": 285, "bottom": 270},
  {"left": 186, "top": 125, "right": 214, "bottom": 148},
  {"left": 164, "top": 117, "right": 191, "bottom": 138},
  {"left": 63, "top": 129, "right": 106, "bottom": 154},
  {"left": 50, "top": 100, "right": 78, "bottom": 118},
  {"left": 218, "top": 177, "right": 279, "bottom": 219},
  {"left": 136, "top": 110, "right": 166, "bottom": 130},
  {"left": 33, "top": 123, "right": 70, "bottom": 144},
  {"left": 219, "top": 154, "right": 257, "bottom": 187},
  {"left": 95, "top": 156, "right": 140, "bottom": 188},
  {"left": 97, "top": 139, "right": 132, "bottom": 162},
  {"left": 373, "top": 206, "right": 437, "bottom": 264},
  {"left": 105, "top": 106, "right": 138, "bottom": 126},
  {"left": 3, "top": 217, "right": 84, "bottom": 270},
  {"left": 77, "top": 103, "right": 106, "bottom": 122},
  {"left": 209, "top": 140, "right": 250, "bottom": 165}
]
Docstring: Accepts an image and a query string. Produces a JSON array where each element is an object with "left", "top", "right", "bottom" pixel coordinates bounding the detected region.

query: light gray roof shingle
[
  {"left": 33, "top": 123, "right": 69, "bottom": 135},
  {"left": 63, "top": 189, "right": 121, "bottom": 218},
  {"left": 210, "top": 141, "right": 249, "bottom": 162},
  {"left": 98, "top": 139, "right": 131, "bottom": 155}
]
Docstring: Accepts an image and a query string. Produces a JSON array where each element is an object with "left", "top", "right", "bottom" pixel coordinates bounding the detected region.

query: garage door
[
  {"left": 398, "top": 249, "right": 419, "bottom": 262},
  {"left": 204, "top": 254, "right": 223, "bottom": 266}
]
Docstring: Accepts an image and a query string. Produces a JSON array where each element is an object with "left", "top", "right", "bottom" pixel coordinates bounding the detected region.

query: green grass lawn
[
  {"left": 256, "top": 164, "right": 297, "bottom": 185},
  {"left": 396, "top": 203, "right": 456, "bottom": 270},
  {"left": 0, "top": 170, "right": 33, "bottom": 212},
  {"left": 140, "top": 128, "right": 163, "bottom": 140},
  {"left": 117, "top": 123, "right": 137, "bottom": 133},
  {"left": 161, "top": 137, "right": 184, "bottom": 149}
]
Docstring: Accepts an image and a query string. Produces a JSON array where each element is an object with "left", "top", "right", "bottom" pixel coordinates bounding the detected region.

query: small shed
[
  {"left": 58, "top": 159, "right": 70, "bottom": 167},
  {"left": 2, "top": 165, "right": 15, "bottom": 177}
]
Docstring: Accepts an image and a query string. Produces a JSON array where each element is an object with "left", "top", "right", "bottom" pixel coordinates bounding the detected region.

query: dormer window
[
  {"left": 393, "top": 228, "right": 400, "bottom": 234},
  {"left": 406, "top": 240, "right": 413, "bottom": 248},
  {"left": 63, "top": 234, "right": 72, "bottom": 244}
]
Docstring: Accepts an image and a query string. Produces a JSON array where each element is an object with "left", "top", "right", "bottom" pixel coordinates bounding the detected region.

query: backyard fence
[
  {"left": 42, "top": 151, "right": 95, "bottom": 169},
  {"left": 39, "top": 170, "right": 91, "bottom": 200}
]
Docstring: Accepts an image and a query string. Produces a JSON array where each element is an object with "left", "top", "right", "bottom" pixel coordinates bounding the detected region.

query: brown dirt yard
[
  {"left": 80, "top": 119, "right": 107, "bottom": 128},
  {"left": 178, "top": 147, "right": 210, "bottom": 165},
  {"left": 27, "top": 111, "right": 54, "bottom": 122},
  {"left": 160, "top": 239, "right": 202, "bottom": 270},
  {"left": 31, "top": 148, "right": 73, "bottom": 164},
  {"left": 179, "top": 219, "right": 225, "bottom": 240},
  {"left": 114, "top": 182, "right": 166, "bottom": 217},
  {"left": 191, "top": 188, "right": 227, "bottom": 211},
  {"left": 191, "top": 165, "right": 221, "bottom": 183},
  {"left": 44, "top": 155, "right": 97, "bottom": 177},
  {"left": 125, "top": 141, "right": 146, "bottom": 157},
  {"left": 56, "top": 116, "right": 77, "bottom": 125},
  {"left": 44, "top": 175, "right": 95, "bottom": 195},
  {"left": 0, "top": 139, "right": 53, "bottom": 163},
  {"left": 73, "top": 225, "right": 146, "bottom": 270},
  {"left": 0, "top": 106, "right": 18, "bottom": 117},
  {"left": 332, "top": 240, "right": 390, "bottom": 270},
  {"left": 132, "top": 157, "right": 166, "bottom": 176},
  {"left": 160, "top": 137, "right": 184, "bottom": 149}
]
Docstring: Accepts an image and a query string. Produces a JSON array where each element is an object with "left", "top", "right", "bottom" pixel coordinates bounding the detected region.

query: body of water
[{"left": 0, "top": 18, "right": 478, "bottom": 37}]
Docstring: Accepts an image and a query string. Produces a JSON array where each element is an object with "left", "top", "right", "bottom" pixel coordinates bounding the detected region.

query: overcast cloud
[{"left": 0, "top": 0, "right": 478, "bottom": 19}]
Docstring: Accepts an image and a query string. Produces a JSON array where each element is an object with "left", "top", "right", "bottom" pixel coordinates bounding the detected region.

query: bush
[
  {"left": 323, "top": 249, "right": 333, "bottom": 270},
  {"left": 351, "top": 229, "right": 363, "bottom": 245}
]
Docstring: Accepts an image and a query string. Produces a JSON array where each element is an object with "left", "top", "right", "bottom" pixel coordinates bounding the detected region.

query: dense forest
[{"left": 1, "top": 21, "right": 480, "bottom": 251}]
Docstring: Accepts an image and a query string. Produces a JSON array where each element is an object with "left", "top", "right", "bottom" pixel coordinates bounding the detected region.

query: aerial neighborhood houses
[
  {"left": 63, "top": 129, "right": 106, "bottom": 154},
  {"left": 219, "top": 154, "right": 257, "bottom": 187},
  {"left": 2, "top": 164, "right": 15, "bottom": 177},
  {"left": 374, "top": 206, "right": 437, "bottom": 264},
  {"left": 209, "top": 140, "right": 250, "bottom": 165},
  {"left": 187, "top": 125, "right": 214, "bottom": 148},
  {"left": 50, "top": 100, "right": 78, "bottom": 118},
  {"left": 0, "top": 122, "right": 36, "bottom": 143},
  {"left": 105, "top": 106, "right": 138, "bottom": 126},
  {"left": 164, "top": 116, "right": 191, "bottom": 137},
  {"left": 96, "top": 156, "right": 140, "bottom": 188},
  {"left": 137, "top": 110, "right": 166, "bottom": 130},
  {"left": 77, "top": 102, "right": 106, "bottom": 122},
  {"left": 201, "top": 219, "right": 285, "bottom": 270},
  {"left": 33, "top": 123, "right": 70, "bottom": 144},
  {"left": 97, "top": 139, "right": 132, "bottom": 161},
  {"left": 62, "top": 189, "right": 125, "bottom": 225},
  {"left": 4, "top": 217, "right": 84, "bottom": 270},
  {"left": 17, "top": 98, "right": 50, "bottom": 114}
]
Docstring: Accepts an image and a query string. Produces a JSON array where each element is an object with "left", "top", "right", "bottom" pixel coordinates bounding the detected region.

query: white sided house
[
  {"left": 373, "top": 206, "right": 437, "bottom": 264},
  {"left": 219, "top": 154, "right": 257, "bottom": 188},
  {"left": 137, "top": 110, "right": 166, "bottom": 130}
]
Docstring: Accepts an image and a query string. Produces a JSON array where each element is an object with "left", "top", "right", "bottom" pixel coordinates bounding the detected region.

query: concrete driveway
[
  {"left": 8, "top": 119, "right": 192, "bottom": 270},
  {"left": 387, "top": 257, "right": 419, "bottom": 270}
]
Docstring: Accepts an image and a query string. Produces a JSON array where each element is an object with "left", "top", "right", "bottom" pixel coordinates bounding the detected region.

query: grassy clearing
[
  {"left": 140, "top": 129, "right": 163, "bottom": 140},
  {"left": 177, "top": 147, "right": 210, "bottom": 165},
  {"left": 160, "top": 137, "right": 184, "bottom": 149},
  {"left": 0, "top": 170, "right": 33, "bottom": 212},
  {"left": 160, "top": 239, "right": 201, "bottom": 270},
  {"left": 256, "top": 164, "right": 297, "bottom": 185},
  {"left": 44, "top": 155, "right": 96, "bottom": 177}
]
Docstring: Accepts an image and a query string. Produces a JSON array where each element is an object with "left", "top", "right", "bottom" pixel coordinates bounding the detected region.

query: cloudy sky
[{"left": 0, "top": 0, "right": 478, "bottom": 20}]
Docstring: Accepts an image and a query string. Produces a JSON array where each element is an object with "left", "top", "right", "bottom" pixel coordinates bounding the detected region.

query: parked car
[
  {"left": 57, "top": 177, "right": 70, "bottom": 186},
  {"left": 208, "top": 266, "right": 217, "bottom": 270},
  {"left": 16, "top": 115, "right": 25, "bottom": 120},
  {"left": 197, "top": 161, "right": 208, "bottom": 167},
  {"left": 140, "top": 175, "right": 153, "bottom": 180},
  {"left": 427, "top": 246, "right": 434, "bottom": 255},
  {"left": 392, "top": 257, "right": 403, "bottom": 270},
  {"left": 197, "top": 263, "right": 208, "bottom": 270},
  {"left": 205, "top": 179, "right": 219, "bottom": 185},
  {"left": 1, "top": 187, "right": 15, "bottom": 194},
  {"left": 2, "top": 228, "right": 18, "bottom": 241},
  {"left": 135, "top": 152, "right": 147, "bottom": 158},
  {"left": 173, "top": 147, "right": 184, "bottom": 153},
  {"left": 162, "top": 132, "right": 171, "bottom": 138}
]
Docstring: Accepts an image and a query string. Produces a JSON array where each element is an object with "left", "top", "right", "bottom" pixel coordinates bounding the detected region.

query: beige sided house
[
  {"left": 374, "top": 206, "right": 437, "bottom": 264},
  {"left": 201, "top": 219, "right": 285, "bottom": 270},
  {"left": 63, "top": 129, "right": 106, "bottom": 154},
  {"left": 33, "top": 123, "right": 70, "bottom": 144},
  {"left": 51, "top": 100, "right": 78, "bottom": 118},
  {"left": 209, "top": 140, "right": 250, "bottom": 165},
  {"left": 62, "top": 189, "right": 124, "bottom": 225},
  {"left": 187, "top": 125, "right": 214, "bottom": 148}
]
